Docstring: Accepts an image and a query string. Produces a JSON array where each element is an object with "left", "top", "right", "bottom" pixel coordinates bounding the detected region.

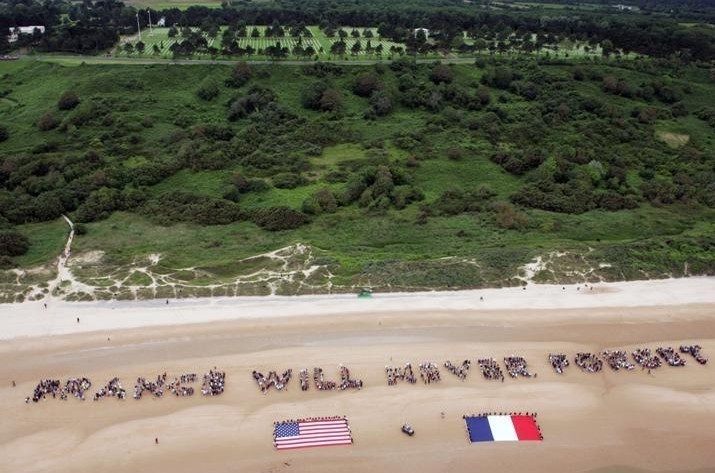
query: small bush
[
  {"left": 0, "top": 255, "right": 14, "bottom": 269},
  {"left": 302, "top": 188, "right": 338, "bottom": 214},
  {"left": 226, "top": 62, "right": 252, "bottom": 88},
  {"left": 73, "top": 223, "right": 88, "bottom": 235},
  {"left": 319, "top": 88, "right": 343, "bottom": 112},
  {"left": 57, "top": 90, "right": 80, "bottom": 110},
  {"left": 492, "top": 202, "right": 528, "bottom": 230},
  {"left": 252, "top": 206, "right": 308, "bottom": 231},
  {"left": 430, "top": 64, "right": 454, "bottom": 84},
  {"left": 37, "top": 112, "right": 58, "bottom": 131},
  {"left": 196, "top": 78, "right": 220, "bottom": 101},
  {"left": 0, "top": 230, "right": 30, "bottom": 256},
  {"left": 367, "top": 91, "right": 393, "bottom": 117},
  {"left": 446, "top": 148, "right": 463, "bottom": 161},
  {"left": 353, "top": 72, "right": 382, "bottom": 97},
  {"left": 273, "top": 173, "right": 307, "bottom": 189}
]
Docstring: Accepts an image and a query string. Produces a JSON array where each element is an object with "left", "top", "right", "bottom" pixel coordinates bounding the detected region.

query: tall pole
[
  {"left": 147, "top": 9, "right": 153, "bottom": 35},
  {"left": 136, "top": 13, "right": 141, "bottom": 40}
]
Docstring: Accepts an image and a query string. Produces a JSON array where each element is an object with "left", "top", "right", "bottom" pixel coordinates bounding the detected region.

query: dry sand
[
  {"left": 1, "top": 278, "right": 715, "bottom": 473},
  {"left": 4, "top": 276, "right": 715, "bottom": 340}
]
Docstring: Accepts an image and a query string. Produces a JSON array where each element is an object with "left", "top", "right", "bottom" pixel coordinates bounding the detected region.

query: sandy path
[{"left": 1, "top": 304, "right": 714, "bottom": 473}]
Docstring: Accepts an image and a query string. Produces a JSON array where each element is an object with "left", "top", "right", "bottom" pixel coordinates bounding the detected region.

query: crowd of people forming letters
[
  {"left": 24, "top": 344, "right": 708, "bottom": 402},
  {"left": 253, "top": 365, "right": 363, "bottom": 393},
  {"left": 551, "top": 345, "right": 707, "bottom": 375},
  {"left": 384, "top": 344, "right": 707, "bottom": 385},
  {"left": 27, "top": 368, "right": 226, "bottom": 403}
]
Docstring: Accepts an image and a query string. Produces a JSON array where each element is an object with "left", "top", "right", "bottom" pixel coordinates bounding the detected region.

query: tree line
[{"left": 1, "top": 0, "right": 715, "bottom": 61}]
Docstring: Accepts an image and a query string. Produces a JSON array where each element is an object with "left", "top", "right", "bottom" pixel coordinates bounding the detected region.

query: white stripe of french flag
[{"left": 487, "top": 415, "right": 519, "bottom": 441}]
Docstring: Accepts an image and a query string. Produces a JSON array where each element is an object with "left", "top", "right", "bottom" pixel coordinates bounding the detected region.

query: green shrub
[
  {"left": 141, "top": 192, "right": 243, "bottom": 225},
  {"left": 0, "top": 229, "right": 29, "bottom": 256},
  {"left": 273, "top": 173, "right": 307, "bottom": 189},
  {"left": 430, "top": 64, "right": 454, "bottom": 84},
  {"left": 75, "top": 187, "right": 121, "bottom": 222},
  {"left": 196, "top": 78, "right": 220, "bottom": 101},
  {"left": 57, "top": 90, "right": 80, "bottom": 110},
  {"left": 492, "top": 201, "right": 528, "bottom": 230},
  {"left": 226, "top": 62, "right": 252, "bottom": 88},
  {"left": 302, "top": 188, "right": 338, "bottom": 214},
  {"left": 252, "top": 206, "right": 308, "bottom": 231},
  {"left": 353, "top": 72, "right": 382, "bottom": 97},
  {"left": 73, "top": 223, "right": 88, "bottom": 235},
  {"left": 37, "top": 112, "right": 57, "bottom": 131}
]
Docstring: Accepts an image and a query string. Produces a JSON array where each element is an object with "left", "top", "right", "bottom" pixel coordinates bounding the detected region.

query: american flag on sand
[{"left": 273, "top": 417, "right": 353, "bottom": 450}]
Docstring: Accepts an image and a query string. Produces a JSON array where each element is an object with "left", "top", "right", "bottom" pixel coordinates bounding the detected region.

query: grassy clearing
[
  {"left": 14, "top": 219, "right": 69, "bottom": 267},
  {"left": 655, "top": 130, "right": 690, "bottom": 148}
]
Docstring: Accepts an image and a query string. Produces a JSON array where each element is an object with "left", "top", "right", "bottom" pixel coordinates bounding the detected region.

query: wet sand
[{"left": 1, "top": 303, "right": 714, "bottom": 473}]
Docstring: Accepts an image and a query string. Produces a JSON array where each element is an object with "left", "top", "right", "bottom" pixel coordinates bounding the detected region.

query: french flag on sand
[{"left": 465, "top": 415, "right": 542, "bottom": 442}]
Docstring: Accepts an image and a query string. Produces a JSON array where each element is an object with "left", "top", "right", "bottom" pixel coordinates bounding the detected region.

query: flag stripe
[
  {"left": 299, "top": 420, "right": 347, "bottom": 426},
  {"left": 298, "top": 424, "right": 348, "bottom": 432},
  {"left": 511, "top": 415, "right": 541, "bottom": 441},
  {"left": 277, "top": 434, "right": 352, "bottom": 442},
  {"left": 277, "top": 436, "right": 353, "bottom": 445},
  {"left": 276, "top": 440, "right": 353, "bottom": 450},
  {"left": 465, "top": 415, "right": 494, "bottom": 442},
  {"left": 300, "top": 423, "right": 347, "bottom": 429},
  {"left": 487, "top": 415, "right": 518, "bottom": 441},
  {"left": 281, "top": 429, "right": 351, "bottom": 436},
  {"left": 299, "top": 425, "right": 348, "bottom": 433}
]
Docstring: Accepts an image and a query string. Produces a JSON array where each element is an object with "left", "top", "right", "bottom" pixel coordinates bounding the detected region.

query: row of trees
[{"left": 2, "top": 0, "right": 714, "bottom": 60}]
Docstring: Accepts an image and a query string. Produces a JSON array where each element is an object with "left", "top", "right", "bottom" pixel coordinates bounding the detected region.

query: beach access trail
[{"left": 1, "top": 278, "right": 715, "bottom": 473}]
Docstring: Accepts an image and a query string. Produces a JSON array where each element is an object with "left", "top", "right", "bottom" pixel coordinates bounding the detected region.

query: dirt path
[{"left": 43, "top": 215, "right": 76, "bottom": 301}]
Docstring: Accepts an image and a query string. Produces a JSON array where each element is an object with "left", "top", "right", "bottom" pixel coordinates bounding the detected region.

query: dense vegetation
[{"left": 1, "top": 54, "right": 714, "bottom": 299}]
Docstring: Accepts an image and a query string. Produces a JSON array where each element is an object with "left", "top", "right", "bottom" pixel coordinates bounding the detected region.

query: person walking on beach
[
  {"left": 76, "top": 317, "right": 80, "bottom": 323},
  {"left": 155, "top": 437, "right": 159, "bottom": 445}
]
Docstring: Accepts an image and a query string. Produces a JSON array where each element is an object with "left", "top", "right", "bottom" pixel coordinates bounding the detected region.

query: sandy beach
[{"left": 1, "top": 278, "right": 715, "bottom": 473}]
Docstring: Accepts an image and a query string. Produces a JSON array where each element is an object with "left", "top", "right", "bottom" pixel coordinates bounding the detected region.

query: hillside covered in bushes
[{"left": 1, "top": 56, "right": 714, "bottom": 299}]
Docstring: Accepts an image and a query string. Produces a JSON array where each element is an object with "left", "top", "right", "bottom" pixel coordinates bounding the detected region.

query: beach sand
[{"left": 1, "top": 279, "right": 715, "bottom": 473}]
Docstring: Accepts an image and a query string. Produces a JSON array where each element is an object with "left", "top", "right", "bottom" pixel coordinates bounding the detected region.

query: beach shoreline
[{"left": 2, "top": 276, "right": 715, "bottom": 341}]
